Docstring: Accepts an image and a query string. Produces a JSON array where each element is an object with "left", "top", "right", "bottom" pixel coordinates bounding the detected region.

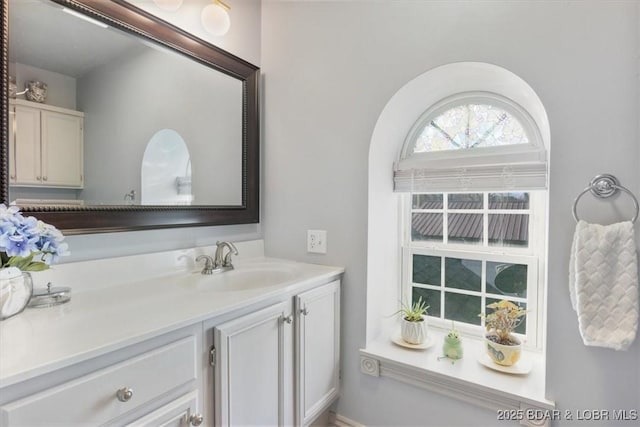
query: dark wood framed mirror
[{"left": 0, "top": 0, "right": 259, "bottom": 234}]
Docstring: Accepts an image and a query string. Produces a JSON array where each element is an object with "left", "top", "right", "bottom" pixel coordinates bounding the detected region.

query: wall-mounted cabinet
[{"left": 9, "top": 99, "right": 84, "bottom": 188}]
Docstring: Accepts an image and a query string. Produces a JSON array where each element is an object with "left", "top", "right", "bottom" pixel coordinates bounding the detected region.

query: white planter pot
[
  {"left": 401, "top": 316, "right": 427, "bottom": 345},
  {"left": 485, "top": 335, "right": 522, "bottom": 366}
]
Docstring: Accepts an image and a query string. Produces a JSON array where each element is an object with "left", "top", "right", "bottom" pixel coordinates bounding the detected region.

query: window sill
[{"left": 360, "top": 330, "right": 555, "bottom": 427}]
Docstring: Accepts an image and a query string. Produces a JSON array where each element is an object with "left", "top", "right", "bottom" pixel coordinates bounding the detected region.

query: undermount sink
[{"left": 180, "top": 263, "right": 299, "bottom": 292}]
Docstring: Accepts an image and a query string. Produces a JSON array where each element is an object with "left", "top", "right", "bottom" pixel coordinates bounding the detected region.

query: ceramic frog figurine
[{"left": 441, "top": 323, "right": 463, "bottom": 361}]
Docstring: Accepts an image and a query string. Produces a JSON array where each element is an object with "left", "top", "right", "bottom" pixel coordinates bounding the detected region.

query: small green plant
[
  {"left": 479, "top": 300, "right": 526, "bottom": 345},
  {"left": 396, "top": 296, "right": 429, "bottom": 322}
]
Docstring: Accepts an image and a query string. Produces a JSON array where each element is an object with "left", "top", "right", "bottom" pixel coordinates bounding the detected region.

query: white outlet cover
[{"left": 307, "top": 230, "right": 327, "bottom": 254}]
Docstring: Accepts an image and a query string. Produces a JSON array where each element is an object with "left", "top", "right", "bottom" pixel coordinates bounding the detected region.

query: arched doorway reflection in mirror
[{"left": 141, "top": 129, "right": 193, "bottom": 205}]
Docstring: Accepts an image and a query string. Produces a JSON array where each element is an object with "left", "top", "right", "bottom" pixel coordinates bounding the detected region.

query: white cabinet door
[
  {"left": 214, "top": 301, "right": 294, "bottom": 427},
  {"left": 295, "top": 280, "right": 341, "bottom": 426},
  {"left": 13, "top": 105, "right": 41, "bottom": 185},
  {"left": 41, "top": 110, "right": 83, "bottom": 187},
  {"left": 9, "top": 101, "right": 84, "bottom": 188},
  {"left": 127, "top": 391, "right": 201, "bottom": 427}
]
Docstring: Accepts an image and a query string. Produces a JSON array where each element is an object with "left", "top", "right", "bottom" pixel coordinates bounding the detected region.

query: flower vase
[{"left": 0, "top": 268, "right": 33, "bottom": 320}]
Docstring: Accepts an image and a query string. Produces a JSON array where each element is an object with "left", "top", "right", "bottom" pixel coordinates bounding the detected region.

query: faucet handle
[
  {"left": 196, "top": 255, "right": 215, "bottom": 275},
  {"left": 222, "top": 252, "right": 234, "bottom": 268}
]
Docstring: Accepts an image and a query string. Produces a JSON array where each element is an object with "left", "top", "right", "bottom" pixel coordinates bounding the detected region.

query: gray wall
[
  {"left": 77, "top": 46, "right": 242, "bottom": 205},
  {"left": 261, "top": 1, "right": 639, "bottom": 426}
]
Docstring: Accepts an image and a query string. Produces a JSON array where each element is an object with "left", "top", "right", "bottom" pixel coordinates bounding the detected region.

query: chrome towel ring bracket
[{"left": 572, "top": 174, "right": 639, "bottom": 224}]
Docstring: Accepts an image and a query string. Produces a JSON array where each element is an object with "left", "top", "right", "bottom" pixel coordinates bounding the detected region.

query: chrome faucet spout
[{"left": 214, "top": 241, "right": 239, "bottom": 270}]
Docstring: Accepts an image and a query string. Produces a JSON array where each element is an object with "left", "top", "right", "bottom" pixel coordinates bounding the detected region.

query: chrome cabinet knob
[
  {"left": 9, "top": 175, "right": 15, "bottom": 180},
  {"left": 42, "top": 176, "right": 48, "bottom": 181},
  {"left": 189, "top": 413, "right": 204, "bottom": 426},
  {"left": 36, "top": 176, "right": 41, "bottom": 181},
  {"left": 300, "top": 307, "right": 310, "bottom": 316},
  {"left": 282, "top": 315, "right": 293, "bottom": 324},
  {"left": 116, "top": 387, "right": 133, "bottom": 402}
]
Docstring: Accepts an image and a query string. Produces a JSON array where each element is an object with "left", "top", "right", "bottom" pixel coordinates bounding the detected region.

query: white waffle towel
[{"left": 569, "top": 220, "right": 639, "bottom": 350}]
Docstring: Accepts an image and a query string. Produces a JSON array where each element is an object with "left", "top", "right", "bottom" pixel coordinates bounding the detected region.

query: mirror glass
[{"left": 8, "top": 0, "right": 242, "bottom": 207}]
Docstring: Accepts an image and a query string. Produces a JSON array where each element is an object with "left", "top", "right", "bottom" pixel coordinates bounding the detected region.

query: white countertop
[{"left": 0, "top": 251, "right": 343, "bottom": 388}]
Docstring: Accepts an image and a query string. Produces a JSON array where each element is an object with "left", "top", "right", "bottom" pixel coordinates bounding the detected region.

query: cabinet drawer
[
  {"left": 1, "top": 336, "right": 197, "bottom": 426},
  {"left": 127, "top": 391, "right": 199, "bottom": 427}
]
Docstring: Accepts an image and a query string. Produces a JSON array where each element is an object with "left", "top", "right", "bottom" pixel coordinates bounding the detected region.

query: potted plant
[
  {"left": 0, "top": 204, "right": 68, "bottom": 320},
  {"left": 396, "top": 296, "right": 429, "bottom": 345},
  {"left": 480, "top": 300, "right": 526, "bottom": 366}
]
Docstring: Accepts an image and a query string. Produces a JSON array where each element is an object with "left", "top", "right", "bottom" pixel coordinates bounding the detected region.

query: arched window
[
  {"left": 406, "top": 99, "right": 530, "bottom": 155},
  {"left": 394, "top": 92, "right": 547, "bottom": 193},
  {"left": 388, "top": 67, "right": 548, "bottom": 349},
  {"left": 365, "top": 62, "right": 551, "bottom": 409}
]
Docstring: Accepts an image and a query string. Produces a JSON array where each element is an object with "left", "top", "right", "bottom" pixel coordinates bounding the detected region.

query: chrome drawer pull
[
  {"left": 189, "top": 413, "right": 204, "bottom": 426},
  {"left": 282, "top": 315, "right": 293, "bottom": 324},
  {"left": 300, "top": 307, "right": 310, "bottom": 316},
  {"left": 116, "top": 387, "right": 133, "bottom": 402}
]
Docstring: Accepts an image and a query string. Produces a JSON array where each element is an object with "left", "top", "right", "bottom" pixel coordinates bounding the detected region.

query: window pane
[
  {"left": 412, "top": 213, "right": 443, "bottom": 242},
  {"left": 445, "top": 292, "right": 481, "bottom": 325},
  {"left": 489, "top": 192, "right": 529, "bottom": 209},
  {"left": 486, "top": 262, "right": 527, "bottom": 298},
  {"left": 486, "top": 298, "right": 527, "bottom": 334},
  {"left": 445, "top": 258, "right": 481, "bottom": 291},
  {"left": 413, "top": 287, "right": 441, "bottom": 318},
  {"left": 448, "top": 193, "right": 483, "bottom": 209},
  {"left": 413, "top": 194, "right": 443, "bottom": 209},
  {"left": 448, "top": 213, "right": 483, "bottom": 244},
  {"left": 488, "top": 214, "right": 529, "bottom": 247},
  {"left": 411, "top": 104, "right": 529, "bottom": 154},
  {"left": 413, "top": 255, "right": 441, "bottom": 285}
]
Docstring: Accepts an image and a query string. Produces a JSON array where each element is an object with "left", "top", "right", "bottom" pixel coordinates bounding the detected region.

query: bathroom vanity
[{"left": 0, "top": 242, "right": 343, "bottom": 426}]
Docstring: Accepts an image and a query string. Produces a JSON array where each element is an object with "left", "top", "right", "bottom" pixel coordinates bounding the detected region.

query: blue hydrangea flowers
[{"left": 0, "top": 204, "right": 69, "bottom": 271}]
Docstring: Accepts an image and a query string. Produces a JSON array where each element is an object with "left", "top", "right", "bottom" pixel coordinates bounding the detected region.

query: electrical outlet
[{"left": 307, "top": 230, "right": 327, "bottom": 254}]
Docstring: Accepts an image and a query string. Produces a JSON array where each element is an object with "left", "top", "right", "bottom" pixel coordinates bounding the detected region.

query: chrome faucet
[
  {"left": 195, "top": 242, "right": 238, "bottom": 275},
  {"left": 195, "top": 255, "right": 215, "bottom": 275},
  {"left": 214, "top": 241, "right": 238, "bottom": 271}
]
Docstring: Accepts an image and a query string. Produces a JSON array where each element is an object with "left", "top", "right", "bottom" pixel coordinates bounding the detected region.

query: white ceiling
[{"left": 9, "top": 0, "right": 140, "bottom": 78}]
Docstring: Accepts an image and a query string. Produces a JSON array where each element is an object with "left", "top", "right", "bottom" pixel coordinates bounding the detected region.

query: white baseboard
[{"left": 329, "top": 411, "right": 365, "bottom": 427}]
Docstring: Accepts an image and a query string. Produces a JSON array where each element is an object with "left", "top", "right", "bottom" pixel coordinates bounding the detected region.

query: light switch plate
[{"left": 307, "top": 230, "right": 327, "bottom": 254}]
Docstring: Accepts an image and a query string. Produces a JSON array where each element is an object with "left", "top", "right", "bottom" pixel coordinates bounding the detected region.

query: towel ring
[{"left": 572, "top": 174, "right": 639, "bottom": 224}]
